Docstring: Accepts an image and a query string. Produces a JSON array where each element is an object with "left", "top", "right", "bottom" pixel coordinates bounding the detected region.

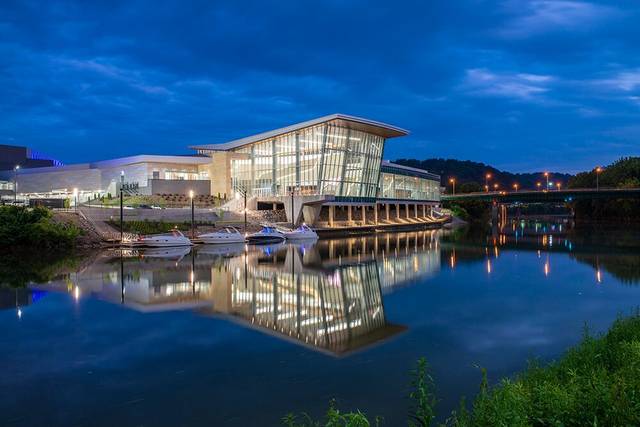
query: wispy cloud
[
  {"left": 597, "top": 69, "right": 640, "bottom": 92},
  {"left": 498, "top": 1, "right": 620, "bottom": 39},
  {"left": 459, "top": 68, "right": 555, "bottom": 101}
]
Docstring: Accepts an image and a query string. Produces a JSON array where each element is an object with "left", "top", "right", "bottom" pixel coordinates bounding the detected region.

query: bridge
[{"left": 442, "top": 187, "right": 640, "bottom": 203}]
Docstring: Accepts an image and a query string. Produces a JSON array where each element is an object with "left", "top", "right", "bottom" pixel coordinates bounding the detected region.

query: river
[{"left": 2, "top": 221, "right": 640, "bottom": 426}]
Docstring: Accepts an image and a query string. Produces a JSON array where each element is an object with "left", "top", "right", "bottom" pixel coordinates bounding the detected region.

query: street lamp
[
  {"left": 493, "top": 183, "right": 499, "bottom": 191},
  {"left": 73, "top": 188, "right": 78, "bottom": 213},
  {"left": 544, "top": 172, "right": 550, "bottom": 189},
  {"left": 189, "top": 190, "right": 195, "bottom": 238},
  {"left": 513, "top": 183, "right": 519, "bottom": 192},
  {"left": 556, "top": 182, "right": 562, "bottom": 191},
  {"left": 485, "top": 173, "right": 492, "bottom": 192},
  {"left": 449, "top": 178, "right": 456, "bottom": 195},
  {"left": 120, "top": 170, "right": 125, "bottom": 243},
  {"left": 13, "top": 165, "right": 20, "bottom": 203},
  {"left": 536, "top": 182, "right": 542, "bottom": 191},
  {"left": 595, "top": 166, "right": 602, "bottom": 191}
]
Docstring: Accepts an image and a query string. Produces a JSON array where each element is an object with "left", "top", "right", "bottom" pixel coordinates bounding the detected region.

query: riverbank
[{"left": 285, "top": 314, "right": 640, "bottom": 426}]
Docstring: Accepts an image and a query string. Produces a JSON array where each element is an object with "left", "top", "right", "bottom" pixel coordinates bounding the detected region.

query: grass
[{"left": 284, "top": 314, "right": 640, "bottom": 426}]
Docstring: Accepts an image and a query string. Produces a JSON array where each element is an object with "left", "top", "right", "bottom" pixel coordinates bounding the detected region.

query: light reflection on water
[{"left": 2, "top": 223, "right": 640, "bottom": 426}]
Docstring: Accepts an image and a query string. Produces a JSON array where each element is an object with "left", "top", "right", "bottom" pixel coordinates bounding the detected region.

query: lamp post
[
  {"left": 485, "top": 173, "right": 491, "bottom": 192},
  {"left": 596, "top": 167, "right": 602, "bottom": 191},
  {"left": 513, "top": 183, "right": 519, "bottom": 192},
  {"left": 449, "top": 178, "right": 456, "bottom": 195},
  {"left": 536, "top": 182, "right": 542, "bottom": 192},
  {"left": 544, "top": 172, "right": 549, "bottom": 189},
  {"left": 120, "top": 170, "right": 124, "bottom": 243},
  {"left": 13, "top": 165, "right": 20, "bottom": 203},
  {"left": 189, "top": 190, "right": 195, "bottom": 239},
  {"left": 493, "top": 183, "right": 499, "bottom": 192},
  {"left": 73, "top": 188, "right": 78, "bottom": 213},
  {"left": 556, "top": 182, "right": 562, "bottom": 191}
]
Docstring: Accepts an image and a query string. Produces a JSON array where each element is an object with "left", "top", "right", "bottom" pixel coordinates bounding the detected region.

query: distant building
[
  {"left": 0, "top": 114, "right": 442, "bottom": 227},
  {"left": 0, "top": 144, "right": 63, "bottom": 171}
]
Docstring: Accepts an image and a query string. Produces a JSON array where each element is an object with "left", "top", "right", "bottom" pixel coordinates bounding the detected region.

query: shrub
[{"left": 0, "top": 206, "right": 80, "bottom": 248}]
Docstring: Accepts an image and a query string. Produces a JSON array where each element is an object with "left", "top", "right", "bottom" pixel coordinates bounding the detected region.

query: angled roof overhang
[{"left": 190, "top": 114, "right": 409, "bottom": 152}]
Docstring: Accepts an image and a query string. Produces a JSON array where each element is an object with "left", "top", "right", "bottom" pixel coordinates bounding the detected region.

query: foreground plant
[{"left": 284, "top": 314, "right": 640, "bottom": 426}]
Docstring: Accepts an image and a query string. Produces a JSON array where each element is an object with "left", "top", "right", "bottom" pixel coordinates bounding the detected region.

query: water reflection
[{"left": 31, "top": 231, "right": 442, "bottom": 355}]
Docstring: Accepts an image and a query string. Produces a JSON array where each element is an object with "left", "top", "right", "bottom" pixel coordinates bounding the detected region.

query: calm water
[{"left": 2, "top": 223, "right": 640, "bottom": 426}]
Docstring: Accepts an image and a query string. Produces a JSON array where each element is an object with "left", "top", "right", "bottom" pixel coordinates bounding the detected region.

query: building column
[
  {"left": 362, "top": 205, "right": 366, "bottom": 225},
  {"left": 414, "top": 204, "right": 418, "bottom": 218},
  {"left": 385, "top": 203, "right": 390, "bottom": 221},
  {"left": 406, "top": 203, "right": 410, "bottom": 219},
  {"left": 395, "top": 203, "right": 400, "bottom": 220},
  {"left": 347, "top": 205, "right": 352, "bottom": 222},
  {"left": 374, "top": 205, "right": 379, "bottom": 225},
  {"left": 422, "top": 204, "right": 426, "bottom": 218},
  {"left": 272, "top": 202, "right": 277, "bottom": 211},
  {"left": 329, "top": 205, "right": 334, "bottom": 227}
]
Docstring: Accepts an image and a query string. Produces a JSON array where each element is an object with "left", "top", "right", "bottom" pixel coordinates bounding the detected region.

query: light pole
[
  {"left": 485, "top": 173, "right": 491, "bottom": 192},
  {"left": 120, "top": 170, "right": 124, "bottom": 243},
  {"left": 189, "top": 190, "right": 195, "bottom": 238},
  {"left": 556, "top": 182, "right": 562, "bottom": 191},
  {"left": 536, "top": 182, "right": 541, "bottom": 192},
  {"left": 544, "top": 172, "right": 549, "bottom": 189},
  {"left": 13, "top": 165, "right": 20, "bottom": 203},
  {"left": 513, "top": 183, "right": 519, "bottom": 192},
  {"left": 449, "top": 178, "right": 456, "bottom": 195},
  {"left": 595, "top": 167, "right": 602, "bottom": 191},
  {"left": 73, "top": 188, "right": 78, "bottom": 213},
  {"left": 493, "top": 183, "right": 499, "bottom": 192}
]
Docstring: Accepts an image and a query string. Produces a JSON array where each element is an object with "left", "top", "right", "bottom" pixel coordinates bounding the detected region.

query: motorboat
[
  {"left": 246, "top": 226, "right": 286, "bottom": 244},
  {"left": 137, "top": 229, "right": 193, "bottom": 247},
  {"left": 199, "top": 227, "right": 246, "bottom": 244},
  {"left": 281, "top": 224, "right": 318, "bottom": 240}
]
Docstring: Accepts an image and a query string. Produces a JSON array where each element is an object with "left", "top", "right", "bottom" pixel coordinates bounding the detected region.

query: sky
[{"left": 1, "top": 0, "right": 640, "bottom": 173}]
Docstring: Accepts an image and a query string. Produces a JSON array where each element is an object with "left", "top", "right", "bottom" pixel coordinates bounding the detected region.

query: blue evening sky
[{"left": 1, "top": 1, "right": 640, "bottom": 172}]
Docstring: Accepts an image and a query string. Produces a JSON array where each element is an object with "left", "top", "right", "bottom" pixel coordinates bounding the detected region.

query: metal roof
[
  {"left": 190, "top": 114, "right": 409, "bottom": 152},
  {"left": 381, "top": 161, "right": 441, "bottom": 181}
]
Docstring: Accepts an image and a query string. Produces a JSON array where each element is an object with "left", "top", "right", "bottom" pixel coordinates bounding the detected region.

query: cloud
[
  {"left": 498, "top": 1, "right": 620, "bottom": 39},
  {"left": 597, "top": 69, "right": 640, "bottom": 92},
  {"left": 459, "top": 68, "right": 555, "bottom": 101}
]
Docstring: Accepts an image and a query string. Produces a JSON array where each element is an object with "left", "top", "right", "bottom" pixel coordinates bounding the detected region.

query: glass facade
[
  {"left": 378, "top": 171, "right": 440, "bottom": 201},
  {"left": 230, "top": 121, "right": 385, "bottom": 198}
]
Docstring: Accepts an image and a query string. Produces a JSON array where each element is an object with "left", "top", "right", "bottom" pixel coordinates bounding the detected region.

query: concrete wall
[
  {"left": 148, "top": 179, "right": 211, "bottom": 195},
  {"left": 16, "top": 168, "right": 101, "bottom": 194},
  {"left": 205, "top": 152, "right": 232, "bottom": 198}
]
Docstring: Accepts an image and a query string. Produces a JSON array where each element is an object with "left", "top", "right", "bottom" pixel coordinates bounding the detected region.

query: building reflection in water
[{"left": 31, "top": 231, "right": 442, "bottom": 356}]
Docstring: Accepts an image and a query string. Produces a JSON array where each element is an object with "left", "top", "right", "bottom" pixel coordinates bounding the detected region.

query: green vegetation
[
  {"left": 394, "top": 158, "right": 572, "bottom": 191},
  {"left": 569, "top": 157, "right": 640, "bottom": 222},
  {"left": 0, "top": 206, "right": 80, "bottom": 248},
  {"left": 284, "top": 314, "right": 640, "bottom": 426},
  {"left": 446, "top": 201, "right": 491, "bottom": 223},
  {"left": 99, "top": 194, "right": 167, "bottom": 207},
  {"left": 107, "top": 219, "right": 215, "bottom": 235}
]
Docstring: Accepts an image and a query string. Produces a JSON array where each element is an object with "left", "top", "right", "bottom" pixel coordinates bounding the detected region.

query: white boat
[
  {"left": 197, "top": 242, "right": 245, "bottom": 257},
  {"left": 282, "top": 224, "right": 318, "bottom": 240},
  {"left": 137, "top": 229, "right": 192, "bottom": 247},
  {"left": 246, "top": 226, "right": 286, "bottom": 244},
  {"left": 199, "top": 227, "right": 246, "bottom": 244}
]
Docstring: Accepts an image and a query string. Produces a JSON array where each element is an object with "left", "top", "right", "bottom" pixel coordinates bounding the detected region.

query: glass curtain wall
[
  {"left": 230, "top": 121, "right": 384, "bottom": 198},
  {"left": 378, "top": 172, "right": 440, "bottom": 201}
]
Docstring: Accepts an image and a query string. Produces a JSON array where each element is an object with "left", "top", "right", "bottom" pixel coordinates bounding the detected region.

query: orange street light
[
  {"left": 449, "top": 178, "right": 456, "bottom": 195},
  {"left": 536, "top": 182, "right": 542, "bottom": 191},
  {"left": 544, "top": 172, "right": 550, "bottom": 189},
  {"left": 513, "top": 183, "right": 519, "bottom": 192},
  {"left": 485, "top": 173, "right": 492, "bottom": 189},
  {"left": 556, "top": 182, "right": 562, "bottom": 191},
  {"left": 595, "top": 166, "right": 602, "bottom": 191}
]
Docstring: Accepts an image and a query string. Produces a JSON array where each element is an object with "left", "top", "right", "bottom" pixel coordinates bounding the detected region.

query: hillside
[{"left": 393, "top": 158, "right": 573, "bottom": 192}]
